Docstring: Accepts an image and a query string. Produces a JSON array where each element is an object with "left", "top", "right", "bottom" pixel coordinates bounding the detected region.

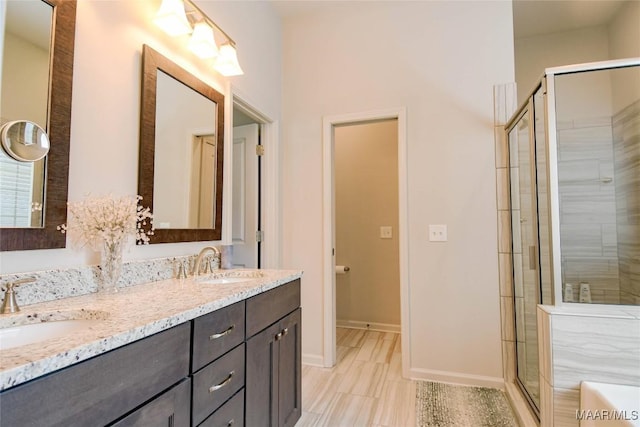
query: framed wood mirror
[
  {"left": 138, "top": 45, "right": 225, "bottom": 243},
  {"left": 0, "top": 0, "right": 76, "bottom": 251}
]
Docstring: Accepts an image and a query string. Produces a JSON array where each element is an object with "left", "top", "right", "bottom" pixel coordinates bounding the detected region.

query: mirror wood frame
[
  {"left": 138, "top": 45, "right": 225, "bottom": 243},
  {"left": 1, "top": 0, "right": 76, "bottom": 251}
]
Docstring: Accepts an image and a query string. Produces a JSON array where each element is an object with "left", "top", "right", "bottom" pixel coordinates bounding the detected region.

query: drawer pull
[
  {"left": 275, "top": 331, "right": 282, "bottom": 341},
  {"left": 209, "top": 371, "right": 234, "bottom": 393},
  {"left": 227, "top": 420, "right": 234, "bottom": 426},
  {"left": 209, "top": 324, "right": 235, "bottom": 340},
  {"left": 282, "top": 327, "right": 289, "bottom": 336}
]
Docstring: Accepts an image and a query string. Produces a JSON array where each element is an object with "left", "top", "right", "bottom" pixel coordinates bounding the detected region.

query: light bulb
[
  {"left": 154, "top": 0, "right": 192, "bottom": 37},
  {"left": 213, "top": 43, "right": 244, "bottom": 76},
  {"left": 188, "top": 23, "right": 218, "bottom": 59}
]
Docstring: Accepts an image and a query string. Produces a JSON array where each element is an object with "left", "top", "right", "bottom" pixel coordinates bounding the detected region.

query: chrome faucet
[
  {"left": 1, "top": 277, "right": 35, "bottom": 314},
  {"left": 192, "top": 246, "right": 221, "bottom": 276}
]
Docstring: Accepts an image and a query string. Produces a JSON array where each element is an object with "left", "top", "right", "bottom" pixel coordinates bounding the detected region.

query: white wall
[
  {"left": 515, "top": 26, "right": 610, "bottom": 106},
  {"left": 281, "top": 1, "right": 514, "bottom": 385},
  {"left": 0, "top": 0, "right": 282, "bottom": 273},
  {"left": 515, "top": 0, "right": 640, "bottom": 108},
  {"left": 609, "top": 0, "right": 640, "bottom": 113}
]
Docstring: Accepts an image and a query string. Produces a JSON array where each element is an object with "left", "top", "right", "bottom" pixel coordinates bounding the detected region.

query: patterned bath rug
[{"left": 415, "top": 381, "right": 518, "bottom": 427}]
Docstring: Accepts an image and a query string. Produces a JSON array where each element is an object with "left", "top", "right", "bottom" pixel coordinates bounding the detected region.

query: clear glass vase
[{"left": 100, "top": 239, "right": 124, "bottom": 293}]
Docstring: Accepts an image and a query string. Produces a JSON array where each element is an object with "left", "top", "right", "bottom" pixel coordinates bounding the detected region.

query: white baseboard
[
  {"left": 302, "top": 353, "right": 324, "bottom": 367},
  {"left": 410, "top": 367, "right": 505, "bottom": 390},
  {"left": 336, "top": 319, "right": 401, "bottom": 333}
]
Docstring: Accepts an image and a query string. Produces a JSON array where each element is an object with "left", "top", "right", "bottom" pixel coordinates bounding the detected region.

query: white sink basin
[
  {"left": 199, "top": 277, "right": 256, "bottom": 285},
  {"left": 580, "top": 381, "right": 640, "bottom": 426},
  {"left": 196, "top": 271, "right": 264, "bottom": 285},
  {"left": 0, "top": 319, "right": 101, "bottom": 350}
]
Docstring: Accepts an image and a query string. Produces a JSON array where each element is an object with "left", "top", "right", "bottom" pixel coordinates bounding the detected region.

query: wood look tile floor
[{"left": 298, "top": 328, "right": 417, "bottom": 427}]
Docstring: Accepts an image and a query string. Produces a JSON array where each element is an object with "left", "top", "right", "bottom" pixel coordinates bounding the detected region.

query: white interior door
[{"left": 232, "top": 124, "right": 259, "bottom": 268}]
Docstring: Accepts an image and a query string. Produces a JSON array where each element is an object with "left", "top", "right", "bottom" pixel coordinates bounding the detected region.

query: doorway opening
[
  {"left": 322, "top": 108, "right": 409, "bottom": 377},
  {"left": 231, "top": 97, "right": 273, "bottom": 269},
  {"left": 334, "top": 119, "right": 400, "bottom": 332}
]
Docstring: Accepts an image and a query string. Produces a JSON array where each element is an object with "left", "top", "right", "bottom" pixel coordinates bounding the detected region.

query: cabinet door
[
  {"left": 278, "top": 309, "right": 301, "bottom": 427},
  {"left": 245, "top": 309, "right": 302, "bottom": 427},
  {"left": 245, "top": 321, "right": 281, "bottom": 427},
  {"left": 111, "top": 378, "right": 191, "bottom": 427}
]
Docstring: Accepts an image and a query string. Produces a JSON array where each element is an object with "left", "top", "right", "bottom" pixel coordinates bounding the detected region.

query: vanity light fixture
[
  {"left": 154, "top": 0, "right": 244, "bottom": 76},
  {"left": 213, "top": 43, "right": 243, "bottom": 77},
  {"left": 188, "top": 22, "right": 218, "bottom": 59},
  {"left": 154, "top": 0, "right": 192, "bottom": 36}
]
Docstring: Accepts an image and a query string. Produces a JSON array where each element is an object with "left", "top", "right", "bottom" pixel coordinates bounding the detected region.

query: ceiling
[
  {"left": 513, "top": 0, "right": 627, "bottom": 39},
  {"left": 271, "top": 0, "right": 629, "bottom": 40}
]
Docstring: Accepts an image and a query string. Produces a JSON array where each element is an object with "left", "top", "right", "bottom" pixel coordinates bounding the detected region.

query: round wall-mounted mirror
[{"left": 0, "top": 120, "right": 50, "bottom": 162}]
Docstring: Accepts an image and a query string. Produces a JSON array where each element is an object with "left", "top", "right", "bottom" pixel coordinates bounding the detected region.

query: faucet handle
[
  {"left": 1, "top": 277, "right": 35, "bottom": 314},
  {"left": 4, "top": 277, "right": 36, "bottom": 291},
  {"left": 204, "top": 256, "right": 213, "bottom": 274},
  {"left": 12, "top": 277, "right": 36, "bottom": 287},
  {"left": 176, "top": 261, "right": 187, "bottom": 279}
]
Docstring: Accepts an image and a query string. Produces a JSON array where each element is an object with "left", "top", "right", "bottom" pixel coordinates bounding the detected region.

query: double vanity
[{"left": 0, "top": 269, "right": 302, "bottom": 427}]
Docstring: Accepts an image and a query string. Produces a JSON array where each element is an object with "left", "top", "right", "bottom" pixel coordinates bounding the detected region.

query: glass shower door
[{"left": 508, "top": 101, "right": 542, "bottom": 412}]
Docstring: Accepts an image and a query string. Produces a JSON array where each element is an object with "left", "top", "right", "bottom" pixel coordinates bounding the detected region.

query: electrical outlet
[
  {"left": 429, "top": 224, "right": 447, "bottom": 242},
  {"left": 380, "top": 226, "right": 392, "bottom": 239}
]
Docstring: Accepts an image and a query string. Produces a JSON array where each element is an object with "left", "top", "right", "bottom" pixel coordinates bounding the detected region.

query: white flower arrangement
[{"left": 58, "top": 195, "right": 154, "bottom": 248}]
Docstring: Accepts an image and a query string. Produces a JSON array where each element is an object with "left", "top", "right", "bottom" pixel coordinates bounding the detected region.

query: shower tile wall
[
  {"left": 494, "top": 83, "right": 517, "bottom": 387},
  {"left": 557, "top": 117, "right": 620, "bottom": 304},
  {"left": 537, "top": 305, "right": 640, "bottom": 427},
  {"left": 613, "top": 99, "right": 640, "bottom": 305}
]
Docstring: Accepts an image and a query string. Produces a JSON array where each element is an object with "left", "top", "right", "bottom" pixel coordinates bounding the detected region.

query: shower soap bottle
[
  {"left": 564, "top": 283, "right": 574, "bottom": 302},
  {"left": 579, "top": 283, "right": 592, "bottom": 303}
]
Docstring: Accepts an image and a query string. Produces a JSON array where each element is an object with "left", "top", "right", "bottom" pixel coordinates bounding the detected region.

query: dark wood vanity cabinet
[
  {"left": 245, "top": 280, "right": 302, "bottom": 427},
  {"left": 0, "top": 322, "right": 191, "bottom": 427},
  {"left": 0, "top": 279, "right": 301, "bottom": 427}
]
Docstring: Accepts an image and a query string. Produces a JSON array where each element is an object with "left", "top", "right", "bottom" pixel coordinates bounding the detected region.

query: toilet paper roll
[{"left": 335, "top": 265, "right": 350, "bottom": 274}]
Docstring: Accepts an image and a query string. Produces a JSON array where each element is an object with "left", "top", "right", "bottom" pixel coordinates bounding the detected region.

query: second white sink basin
[
  {"left": 199, "top": 277, "right": 255, "bottom": 285},
  {"left": 196, "top": 271, "right": 264, "bottom": 285}
]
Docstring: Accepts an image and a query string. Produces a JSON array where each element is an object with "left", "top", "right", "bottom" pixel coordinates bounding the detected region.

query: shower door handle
[{"left": 529, "top": 245, "right": 537, "bottom": 270}]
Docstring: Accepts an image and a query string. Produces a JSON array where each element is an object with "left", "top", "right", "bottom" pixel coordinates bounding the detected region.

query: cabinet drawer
[
  {"left": 0, "top": 322, "right": 190, "bottom": 427},
  {"left": 192, "top": 343, "right": 245, "bottom": 426},
  {"left": 193, "top": 301, "right": 245, "bottom": 372},
  {"left": 111, "top": 378, "right": 191, "bottom": 427},
  {"left": 246, "top": 279, "right": 300, "bottom": 338},
  {"left": 198, "top": 389, "right": 244, "bottom": 427}
]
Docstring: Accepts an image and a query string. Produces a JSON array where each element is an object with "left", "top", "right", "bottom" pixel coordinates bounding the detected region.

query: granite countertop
[{"left": 0, "top": 269, "right": 303, "bottom": 391}]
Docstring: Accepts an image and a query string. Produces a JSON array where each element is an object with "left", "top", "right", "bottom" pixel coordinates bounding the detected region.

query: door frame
[
  {"left": 322, "top": 107, "right": 410, "bottom": 377},
  {"left": 228, "top": 86, "right": 280, "bottom": 268}
]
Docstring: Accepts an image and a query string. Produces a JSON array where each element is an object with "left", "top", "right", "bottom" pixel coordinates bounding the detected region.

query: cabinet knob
[{"left": 275, "top": 328, "right": 289, "bottom": 341}]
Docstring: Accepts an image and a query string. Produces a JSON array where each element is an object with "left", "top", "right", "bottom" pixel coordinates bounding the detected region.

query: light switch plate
[
  {"left": 380, "top": 226, "right": 393, "bottom": 239},
  {"left": 429, "top": 224, "right": 447, "bottom": 242}
]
